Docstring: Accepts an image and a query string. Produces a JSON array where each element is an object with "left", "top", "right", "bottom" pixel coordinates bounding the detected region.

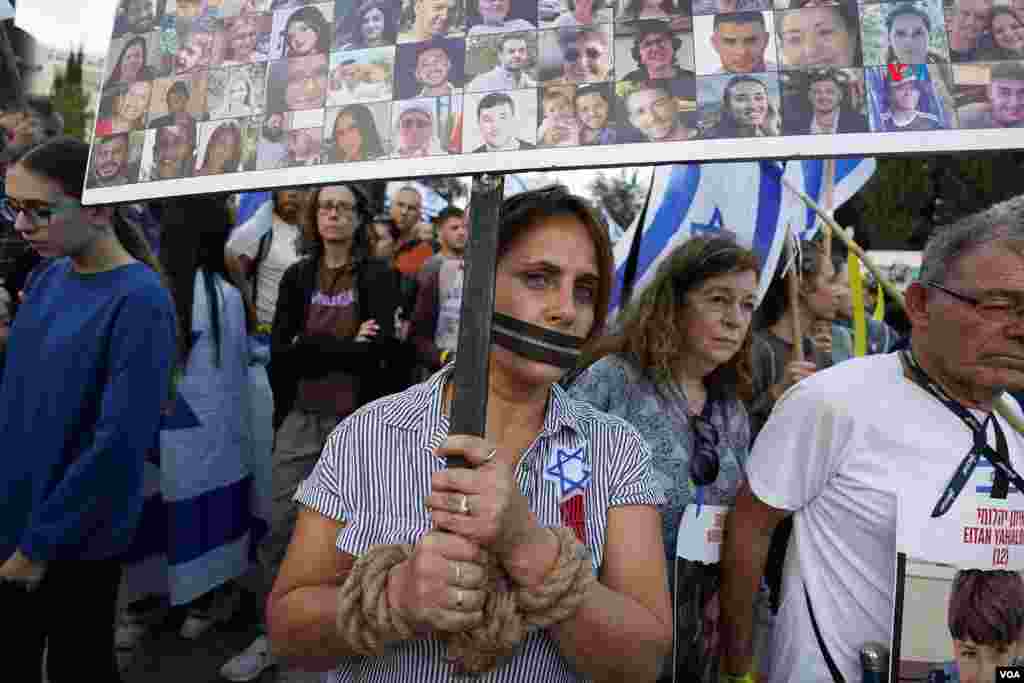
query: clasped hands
[{"left": 387, "top": 435, "right": 553, "bottom": 636}]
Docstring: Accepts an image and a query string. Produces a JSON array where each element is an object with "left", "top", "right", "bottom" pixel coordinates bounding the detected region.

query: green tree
[
  {"left": 51, "top": 45, "right": 91, "bottom": 141},
  {"left": 587, "top": 169, "right": 646, "bottom": 232}
]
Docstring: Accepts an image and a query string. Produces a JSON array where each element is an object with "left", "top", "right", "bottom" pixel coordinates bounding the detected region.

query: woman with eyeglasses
[
  {"left": 567, "top": 236, "right": 760, "bottom": 683},
  {"left": 221, "top": 182, "right": 409, "bottom": 681},
  {"left": 0, "top": 137, "right": 176, "bottom": 682}
]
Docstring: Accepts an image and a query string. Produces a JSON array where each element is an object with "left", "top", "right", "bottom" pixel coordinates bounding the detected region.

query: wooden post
[
  {"left": 785, "top": 226, "right": 804, "bottom": 363},
  {"left": 446, "top": 173, "right": 504, "bottom": 467}
]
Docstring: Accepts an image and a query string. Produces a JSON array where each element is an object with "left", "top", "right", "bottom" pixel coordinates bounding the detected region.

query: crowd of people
[{"left": 3, "top": 92, "right": 1024, "bottom": 683}]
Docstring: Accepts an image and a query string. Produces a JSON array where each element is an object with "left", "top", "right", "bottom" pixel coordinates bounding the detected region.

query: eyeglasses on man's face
[{"left": 926, "top": 280, "right": 1024, "bottom": 324}]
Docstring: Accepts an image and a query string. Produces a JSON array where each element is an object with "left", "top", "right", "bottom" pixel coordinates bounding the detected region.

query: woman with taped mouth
[
  {"left": 264, "top": 185, "right": 671, "bottom": 682},
  {"left": 568, "top": 236, "right": 760, "bottom": 683}
]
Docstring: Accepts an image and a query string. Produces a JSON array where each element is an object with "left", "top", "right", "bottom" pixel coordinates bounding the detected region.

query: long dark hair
[
  {"left": 110, "top": 35, "right": 149, "bottom": 83},
  {"left": 159, "top": 195, "right": 234, "bottom": 366},
  {"left": 299, "top": 183, "right": 372, "bottom": 265},
  {"left": 329, "top": 104, "right": 385, "bottom": 161},
  {"left": 282, "top": 5, "right": 331, "bottom": 55},
  {"left": 16, "top": 137, "right": 176, "bottom": 348},
  {"left": 583, "top": 236, "right": 759, "bottom": 402}
]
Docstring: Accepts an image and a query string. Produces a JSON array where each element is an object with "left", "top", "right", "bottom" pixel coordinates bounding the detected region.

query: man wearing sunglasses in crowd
[{"left": 720, "top": 200, "right": 1024, "bottom": 682}]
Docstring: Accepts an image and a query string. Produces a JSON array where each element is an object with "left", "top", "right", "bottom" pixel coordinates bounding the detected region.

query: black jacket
[{"left": 270, "top": 256, "right": 417, "bottom": 418}]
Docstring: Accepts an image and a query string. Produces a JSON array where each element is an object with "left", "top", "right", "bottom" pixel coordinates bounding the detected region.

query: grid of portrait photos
[{"left": 88, "top": 0, "right": 1024, "bottom": 188}]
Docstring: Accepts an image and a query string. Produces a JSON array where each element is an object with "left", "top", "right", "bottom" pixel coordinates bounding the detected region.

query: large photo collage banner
[{"left": 84, "top": 0, "right": 1024, "bottom": 201}]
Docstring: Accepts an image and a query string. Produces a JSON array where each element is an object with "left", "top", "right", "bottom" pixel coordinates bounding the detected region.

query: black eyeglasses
[
  {"left": 0, "top": 196, "right": 77, "bottom": 226},
  {"left": 926, "top": 280, "right": 1024, "bottom": 324},
  {"left": 690, "top": 414, "right": 720, "bottom": 487}
]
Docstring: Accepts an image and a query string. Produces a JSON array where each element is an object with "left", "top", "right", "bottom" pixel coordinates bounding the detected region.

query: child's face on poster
[{"left": 953, "top": 638, "right": 1019, "bottom": 683}]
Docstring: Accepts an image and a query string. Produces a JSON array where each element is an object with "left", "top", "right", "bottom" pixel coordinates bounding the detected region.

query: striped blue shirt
[{"left": 295, "top": 363, "right": 666, "bottom": 682}]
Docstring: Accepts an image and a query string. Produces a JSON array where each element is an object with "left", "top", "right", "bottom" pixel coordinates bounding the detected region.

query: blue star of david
[
  {"left": 691, "top": 207, "right": 737, "bottom": 242},
  {"left": 546, "top": 447, "right": 590, "bottom": 498}
]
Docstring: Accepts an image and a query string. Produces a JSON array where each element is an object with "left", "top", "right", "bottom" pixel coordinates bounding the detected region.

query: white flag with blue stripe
[
  {"left": 792, "top": 158, "right": 877, "bottom": 241},
  {"left": 234, "top": 190, "right": 273, "bottom": 236},
  {"left": 610, "top": 158, "right": 876, "bottom": 320}
]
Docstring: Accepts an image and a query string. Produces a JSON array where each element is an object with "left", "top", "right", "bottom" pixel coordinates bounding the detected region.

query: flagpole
[
  {"left": 779, "top": 172, "right": 1024, "bottom": 434},
  {"left": 779, "top": 172, "right": 904, "bottom": 310},
  {"left": 784, "top": 225, "right": 805, "bottom": 363},
  {"left": 821, "top": 159, "right": 835, "bottom": 263}
]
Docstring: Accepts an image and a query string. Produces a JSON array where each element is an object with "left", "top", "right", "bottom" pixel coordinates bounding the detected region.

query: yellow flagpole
[{"left": 849, "top": 246, "right": 868, "bottom": 357}]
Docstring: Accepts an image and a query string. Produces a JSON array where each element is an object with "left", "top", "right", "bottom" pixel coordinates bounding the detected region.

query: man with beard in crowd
[
  {"left": 225, "top": 189, "right": 306, "bottom": 407},
  {"left": 410, "top": 205, "right": 468, "bottom": 374},
  {"left": 256, "top": 112, "right": 289, "bottom": 169},
  {"left": 87, "top": 133, "right": 140, "bottom": 188},
  {"left": 958, "top": 61, "right": 1024, "bottom": 129},
  {"left": 390, "top": 184, "right": 435, "bottom": 277}
]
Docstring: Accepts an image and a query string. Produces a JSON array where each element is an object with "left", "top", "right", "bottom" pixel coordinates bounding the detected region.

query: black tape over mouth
[{"left": 491, "top": 312, "right": 585, "bottom": 370}]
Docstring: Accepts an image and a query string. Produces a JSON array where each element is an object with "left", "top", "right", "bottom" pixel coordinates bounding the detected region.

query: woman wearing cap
[
  {"left": 568, "top": 236, "right": 759, "bottom": 683},
  {"left": 264, "top": 185, "right": 672, "bottom": 682}
]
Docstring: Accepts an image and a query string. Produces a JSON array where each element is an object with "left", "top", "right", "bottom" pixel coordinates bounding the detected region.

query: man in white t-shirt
[
  {"left": 226, "top": 189, "right": 305, "bottom": 331},
  {"left": 720, "top": 199, "right": 1024, "bottom": 683}
]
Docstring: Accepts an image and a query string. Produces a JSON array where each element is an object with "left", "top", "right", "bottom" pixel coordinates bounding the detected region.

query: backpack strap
[{"left": 250, "top": 228, "right": 273, "bottom": 308}]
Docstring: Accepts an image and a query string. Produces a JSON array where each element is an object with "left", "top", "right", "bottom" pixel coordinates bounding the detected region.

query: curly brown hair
[{"left": 583, "top": 236, "right": 759, "bottom": 401}]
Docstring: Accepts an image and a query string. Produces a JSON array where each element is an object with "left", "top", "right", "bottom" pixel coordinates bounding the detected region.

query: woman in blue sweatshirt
[{"left": 0, "top": 137, "right": 177, "bottom": 682}]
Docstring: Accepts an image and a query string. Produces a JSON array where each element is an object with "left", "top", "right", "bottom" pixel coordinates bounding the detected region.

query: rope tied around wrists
[{"left": 334, "top": 526, "right": 596, "bottom": 673}]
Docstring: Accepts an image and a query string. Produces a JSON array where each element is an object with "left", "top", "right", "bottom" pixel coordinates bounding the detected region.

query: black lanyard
[{"left": 901, "top": 350, "right": 1024, "bottom": 518}]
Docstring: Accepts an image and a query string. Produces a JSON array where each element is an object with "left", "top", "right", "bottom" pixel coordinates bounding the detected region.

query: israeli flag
[
  {"left": 234, "top": 190, "right": 273, "bottom": 234},
  {"left": 610, "top": 161, "right": 803, "bottom": 318},
  {"left": 610, "top": 158, "right": 876, "bottom": 320},
  {"left": 792, "top": 158, "right": 877, "bottom": 241}
]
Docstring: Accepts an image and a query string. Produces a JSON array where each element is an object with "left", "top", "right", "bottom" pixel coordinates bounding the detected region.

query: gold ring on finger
[{"left": 458, "top": 493, "right": 470, "bottom": 515}]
